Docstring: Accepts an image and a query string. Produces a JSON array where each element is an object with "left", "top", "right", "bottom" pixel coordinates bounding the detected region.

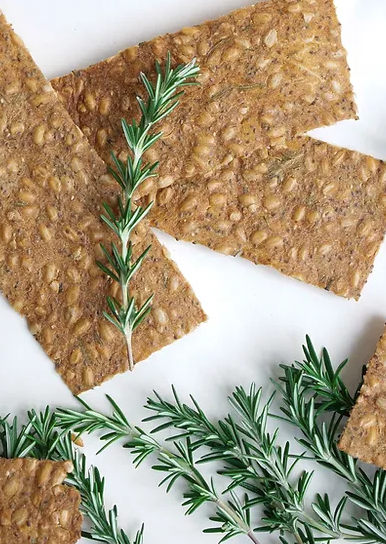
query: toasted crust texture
[
  {"left": 340, "top": 329, "right": 386, "bottom": 468},
  {"left": 0, "top": 14, "right": 206, "bottom": 393},
  {"left": 0, "top": 458, "right": 82, "bottom": 544}
]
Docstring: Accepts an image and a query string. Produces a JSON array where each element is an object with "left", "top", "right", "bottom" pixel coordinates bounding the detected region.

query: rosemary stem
[
  {"left": 215, "top": 498, "right": 256, "bottom": 540},
  {"left": 301, "top": 512, "right": 341, "bottom": 539},
  {"left": 120, "top": 265, "right": 129, "bottom": 308},
  {"left": 133, "top": 139, "right": 147, "bottom": 172},
  {"left": 294, "top": 530, "right": 304, "bottom": 544},
  {"left": 120, "top": 230, "right": 134, "bottom": 371},
  {"left": 125, "top": 332, "right": 134, "bottom": 372},
  {"left": 247, "top": 530, "right": 262, "bottom": 544}
]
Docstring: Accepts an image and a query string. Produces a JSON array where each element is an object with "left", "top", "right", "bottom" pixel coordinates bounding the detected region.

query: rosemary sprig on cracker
[
  {"left": 0, "top": 410, "right": 142, "bottom": 544},
  {"left": 98, "top": 54, "right": 199, "bottom": 370}
]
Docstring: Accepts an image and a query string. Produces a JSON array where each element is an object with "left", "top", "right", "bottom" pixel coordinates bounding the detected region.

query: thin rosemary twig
[
  {"left": 57, "top": 397, "right": 259, "bottom": 543},
  {"left": 98, "top": 53, "right": 199, "bottom": 370}
]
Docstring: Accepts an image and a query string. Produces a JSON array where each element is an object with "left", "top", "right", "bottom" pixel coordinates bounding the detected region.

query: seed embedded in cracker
[
  {"left": 0, "top": 13, "right": 206, "bottom": 394},
  {"left": 52, "top": 0, "right": 357, "bottom": 190},
  {"left": 339, "top": 329, "right": 386, "bottom": 468},
  {"left": 0, "top": 458, "right": 82, "bottom": 544}
]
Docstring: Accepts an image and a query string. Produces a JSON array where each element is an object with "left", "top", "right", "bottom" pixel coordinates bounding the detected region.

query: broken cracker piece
[
  {"left": 52, "top": 0, "right": 357, "bottom": 191},
  {"left": 0, "top": 14, "right": 206, "bottom": 394},
  {"left": 339, "top": 328, "right": 386, "bottom": 469},
  {"left": 150, "top": 136, "right": 386, "bottom": 299},
  {"left": 0, "top": 458, "right": 82, "bottom": 544}
]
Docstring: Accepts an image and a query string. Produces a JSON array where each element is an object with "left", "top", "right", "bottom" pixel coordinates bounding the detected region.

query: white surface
[{"left": 0, "top": 1, "right": 385, "bottom": 543}]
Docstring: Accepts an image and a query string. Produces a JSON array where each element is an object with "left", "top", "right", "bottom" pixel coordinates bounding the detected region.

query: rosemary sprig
[
  {"left": 98, "top": 53, "right": 199, "bottom": 370},
  {"left": 144, "top": 384, "right": 345, "bottom": 543},
  {"left": 276, "top": 335, "right": 355, "bottom": 416},
  {"left": 57, "top": 392, "right": 347, "bottom": 543},
  {"left": 274, "top": 339, "right": 386, "bottom": 544},
  {"left": 0, "top": 409, "right": 142, "bottom": 544},
  {"left": 56, "top": 337, "right": 386, "bottom": 544},
  {"left": 57, "top": 398, "right": 260, "bottom": 544}
]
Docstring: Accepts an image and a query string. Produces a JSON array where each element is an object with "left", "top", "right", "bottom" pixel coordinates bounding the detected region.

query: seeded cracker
[
  {"left": 0, "top": 13, "right": 206, "bottom": 394},
  {"left": 0, "top": 458, "right": 82, "bottom": 543},
  {"left": 52, "top": 0, "right": 357, "bottom": 193},
  {"left": 339, "top": 329, "right": 386, "bottom": 469},
  {"left": 151, "top": 137, "right": 386, "bottom": 299},
  {"left": 50, "top": 0, "right": 367, "bottom": 297}
]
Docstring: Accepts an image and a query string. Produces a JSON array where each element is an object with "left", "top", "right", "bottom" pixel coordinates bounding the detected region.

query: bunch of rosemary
[
  {"left": 0, "top": 409, "right": 143, "bottom": 544},
  {"left": 56, "top": 338, "right": 386, "bottom": 544},
  {"left": 98, "top": 53, "right": 199, "bottom": 370}
]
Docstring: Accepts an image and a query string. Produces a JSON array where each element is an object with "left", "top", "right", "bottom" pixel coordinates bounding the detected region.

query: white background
[{"left": 0, "top": 1, "right": 385, "bottom": 543}]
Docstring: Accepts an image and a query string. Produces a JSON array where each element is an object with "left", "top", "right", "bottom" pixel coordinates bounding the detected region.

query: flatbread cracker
[
  {"left": 51, "top": 0, "right": 357, "bottom": 189},
  {"left": 339, "top": 329, "right": 386, "bottom": 468},
  {"left": 151, "top": 137, "right": 386, "bottom": 299},
  {"left": 0, "top": 13, "right": 206, "bottom": 394},
  {"left": 51, "top": 0, "right": 364, "bottom": 297},
  {"left": 0, "top": 458, "right": 82, "bottom": 544}
]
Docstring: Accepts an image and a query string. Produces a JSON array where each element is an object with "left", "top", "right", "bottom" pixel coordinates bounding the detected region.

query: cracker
[
  {"left": 0, "top": 458, "right": 82, "bottom": 543},
  {"left": 0, "top": 13, "right": 206, "bottom": 394},
  {"left": 51, "top": 0, "right": 357, "bottom": 192},
  {"left": 339, "top": 329, "right": 386, "bottom": 469},
  {"left": 151, "top": 136, "right": 386, "bottom": 299}
]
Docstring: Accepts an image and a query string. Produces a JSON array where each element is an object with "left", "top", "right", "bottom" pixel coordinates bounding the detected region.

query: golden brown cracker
[
  {"left": 51, "top": 0, "right": 366, "bottom": 297},
  {"left": 0, "top": 458, "right": 82, "bottom": 544},
  {"left": 151, "top": 137, "right": 386, "bottom": 299},
  {"left": 52, "top": 0, "right": 357, "bottom": 191},
  {"left": 0, "top": 13, "right": 206, "bottom": 394},
  {"left": 340, "top": 329, "right": 386, "bottom": 468}
]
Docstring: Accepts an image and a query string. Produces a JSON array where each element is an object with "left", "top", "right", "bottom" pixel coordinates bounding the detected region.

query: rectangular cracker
[
  {"left": 0, "top": 458, "right": 82, "bottom": 544},
  {"left": 0, "top": 13, "right": 206, "bottom": 394},
  {"left": 151, "top": 136, "right": 386, "bottom": 299},
  {"left": 339, "top": 329, "right": 386, "bottom": 469},
  {"left": 51, "top": 0, "right": 357, "bottom": 192}
]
